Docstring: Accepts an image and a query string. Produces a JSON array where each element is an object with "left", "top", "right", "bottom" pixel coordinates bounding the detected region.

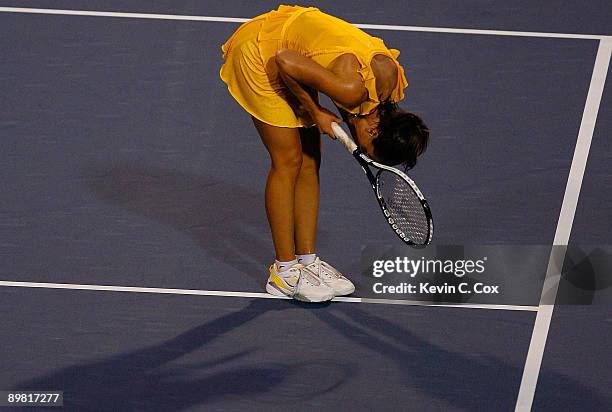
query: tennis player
[{"left": 220, "top": 5, "right": 429, "bottom": 302}]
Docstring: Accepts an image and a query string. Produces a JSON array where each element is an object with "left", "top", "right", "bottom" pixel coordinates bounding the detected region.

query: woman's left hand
[{"left": 311, "top": 107, "right": 342, "bottom": 139}]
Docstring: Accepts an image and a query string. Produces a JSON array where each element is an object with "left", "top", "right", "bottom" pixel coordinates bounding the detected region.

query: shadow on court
[
  {"left": 82, "top": 162, "right": 272, "bottom": 284},
  {"left": 11, "top": 296, "right": 610, "bottom": 410},
  {"left": 315, "top": 305, "right": 612, "bottom": 410},
  {"left": 12, "top": 299, "right": 353, "bottom": 410}
]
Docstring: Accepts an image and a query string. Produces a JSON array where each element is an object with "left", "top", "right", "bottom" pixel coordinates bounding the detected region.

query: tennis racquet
[{"left": 331, "top": 122, "right": 433, "bottom": 247}]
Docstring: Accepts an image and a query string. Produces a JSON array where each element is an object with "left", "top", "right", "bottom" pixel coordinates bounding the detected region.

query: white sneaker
[
  {"left": 265, "top": 263, "right": 334, "bottom": 302},
  {"left": 303, "top": 257, "right": 355, "bottom": 296}
]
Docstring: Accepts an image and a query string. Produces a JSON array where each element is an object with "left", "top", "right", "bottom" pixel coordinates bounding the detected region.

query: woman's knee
[
  {"left": 252, "top": 117, "right": 304, "bottom": 178},
  {"left": 271, "top": 149, "right": 303, "bottom": 177}
]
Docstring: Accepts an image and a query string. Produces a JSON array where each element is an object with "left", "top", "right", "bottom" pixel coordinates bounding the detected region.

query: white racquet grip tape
[{"left": 331, "top": 122, "right": 358, "bottom": 154}]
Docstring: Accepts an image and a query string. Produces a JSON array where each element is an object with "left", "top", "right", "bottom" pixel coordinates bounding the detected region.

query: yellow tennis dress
[{"left": 219, "top": 5, "right": 408, "bottom": 127}]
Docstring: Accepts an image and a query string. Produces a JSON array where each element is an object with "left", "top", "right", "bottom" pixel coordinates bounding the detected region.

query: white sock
[
  {"left": 296, "top": 253, "right": 317, "bottom": 265},
  {"left": 275, "top": 258, "right": 298, "bottom": 272}
]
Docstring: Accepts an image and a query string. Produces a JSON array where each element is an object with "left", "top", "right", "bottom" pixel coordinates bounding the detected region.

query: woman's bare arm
[
  {"left": 275, "top": 49, "right": 367, "bottom": 136},
  {"left": 276, "top": 67, "right": 342, "bottom": 137},
  {"left": 275, "top": 49, "right": 367, "bottom": 110},
  {"left": 276, "top": 67, "right": 320, "bottom": 117}
]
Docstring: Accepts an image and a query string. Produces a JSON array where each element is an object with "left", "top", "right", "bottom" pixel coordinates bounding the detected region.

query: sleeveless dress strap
[{"left": 344, "top": 47, "right": 408, "bottom": 115}]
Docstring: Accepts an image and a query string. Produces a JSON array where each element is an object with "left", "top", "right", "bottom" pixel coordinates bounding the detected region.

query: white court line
[
  {"left": 0, "top": 6, "right": 249, "bottom": 23},
  {"left": 0, "top": 6, "right": 610, "bottom": 40},
  {"left": 515, "top": 38, "right": 612, "bottom": 412},
  {"left": 0, "top": 280, "right": 538, "bottom": 312}
]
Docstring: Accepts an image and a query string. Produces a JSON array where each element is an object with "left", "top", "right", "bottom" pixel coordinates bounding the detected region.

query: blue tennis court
[{"left": 1, "top": 1, "right": 610, "bottom": 410}]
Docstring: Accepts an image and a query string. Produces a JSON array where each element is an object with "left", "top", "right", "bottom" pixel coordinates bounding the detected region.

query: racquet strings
[{"left": 376, "top": 170, "right": 430, "bottom": 244}]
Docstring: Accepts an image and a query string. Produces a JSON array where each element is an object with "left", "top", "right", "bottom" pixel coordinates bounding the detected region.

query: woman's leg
[
  {"left": 294, "top": 126, "right": 321, "bottom": 255},
  {"left": 252, "top": 117, "right": 303, "bottom": 262}
]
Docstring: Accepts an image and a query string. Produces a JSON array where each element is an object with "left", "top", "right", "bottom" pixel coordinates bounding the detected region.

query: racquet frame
[{"left": 331, "top": 122, "right": 433, "bottom": 246}]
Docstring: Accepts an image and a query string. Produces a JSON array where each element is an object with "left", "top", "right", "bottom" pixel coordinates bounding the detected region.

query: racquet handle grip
[{"left": 331, "top": 122, "right": 358, "bottom": 154}]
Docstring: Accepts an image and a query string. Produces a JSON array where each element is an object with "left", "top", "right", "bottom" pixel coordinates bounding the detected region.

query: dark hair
[{"left": 372, "top": 101, "right": 429, "bottom": 170}]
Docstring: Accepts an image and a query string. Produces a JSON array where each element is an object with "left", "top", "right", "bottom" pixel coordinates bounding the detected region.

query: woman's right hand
[{"left": 311, "top": 107, "right": 342, "bottom": 139}]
